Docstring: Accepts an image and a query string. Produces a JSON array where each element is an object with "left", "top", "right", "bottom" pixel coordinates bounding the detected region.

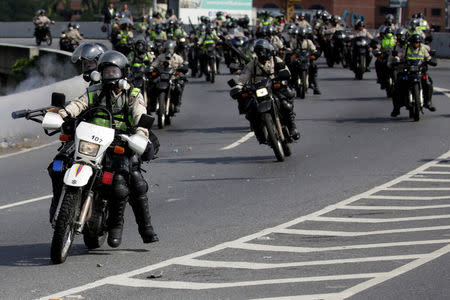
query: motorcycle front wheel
[
  {"left": 263, "top": 113, "right": 285, "bottom": 162},
  {"left": 35, "top": 36, "right": 41, "bottom": 46},
  {"left": 157, "top": 92, "right": 166, "bottom": 129},
  {"left": 50, "top": 187, "right": 81, "bottom": 264},
  {"left": 46, "top": 33, "right": 52, "bottom": 46},
  {"left": 300, "top": 71, "right": 307, "bottom": 99},
  {"left": 210, "top": 58, "right": 215, "bottom": 83},
  {"left": 411, "top": 84, "right": 421, "bottom": 122}
]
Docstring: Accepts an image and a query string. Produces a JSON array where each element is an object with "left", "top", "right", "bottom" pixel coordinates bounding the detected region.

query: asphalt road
[{"left": 0, "top": 41, "right": 449, "bottom": 299}]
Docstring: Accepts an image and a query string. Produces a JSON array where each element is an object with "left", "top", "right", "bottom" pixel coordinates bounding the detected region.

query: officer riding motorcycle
[
  {"left": 231, "top": 39, "right": 300, "bottom": 141},
  {"left": 49, "top": 50, "right": 160, "bottom": 247},
  {"left": 390, "top": 34, "right": 437, "bottom": 117}
]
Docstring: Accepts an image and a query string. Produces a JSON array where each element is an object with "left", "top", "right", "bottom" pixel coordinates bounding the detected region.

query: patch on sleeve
[
  {"left": 138, "top": 99, "right": 146, "bottom": 107},
  {"left": 128, "top": 96, "right": 136, "bottom": 106}
]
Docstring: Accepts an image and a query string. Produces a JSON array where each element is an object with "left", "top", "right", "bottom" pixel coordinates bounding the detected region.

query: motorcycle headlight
[
  {"left": 256, "top": 88, "right": 269, "bottom": 98},
  {"left": 180, "top": 38, "right": 186, "bottom": 42},
  {"left": 79, "top": 140, "right": 100, "bottom": 157}
]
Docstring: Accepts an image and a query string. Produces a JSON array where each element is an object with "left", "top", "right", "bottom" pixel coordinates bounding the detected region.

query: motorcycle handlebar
[{"left": 11, "top": 109, "right": 29, "bottom": 119}]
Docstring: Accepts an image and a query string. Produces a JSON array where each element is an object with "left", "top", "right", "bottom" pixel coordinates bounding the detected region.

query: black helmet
[
  {"left": 95, "top": 42, "right": 108, "bottom": 52},
  {"left": 97, "top": 50, "right": 129, "bottom": 83},
  {"left": 409, "top": 34, "right": 422, "bottom": 44},
  {"left": 205, "top": 23, "right": 214, "bottom": 33},
  {"left": 417, "top": 12, "right": 424, "bottom": 19},
  {"left": 332, "top": 15, "right": 341, "bottom": 23},
  {"left": 267, "top": 24, "right": 275, "bottom": 35},
  {"left": 253, "top": 39, "right": 273, "bottom": 62},
  {"left": 295, "top": 27, "right": 308, "bottom": 39},
  {"left": 68, "top": 22, "right": 74, "bottom": 29},
  {"left": 71, "top": 42, "right": 105, "bottom": 64},
  {"left": 168, "top": 19, "right": 176, "bottom": 27},
  {"left": 395, "top": 27, "right": 407, "bottom": 43},
  {"left": 134, "top": 39, "right": 147, "bottom": 54},
  {"left": 216, "top": 11, "right": 224, "bottom": 17},
  {"left": 356, "top": 19, "right": 365, "bottom": 28},
  {"left": 322, "top": 13, "right": 332, "bottom": 21},
  {"left": 197, "top": 23, "right": 206, "bottom": 32},
  {"left": 384, "top": 27, "right": 394, "bottom": 36},
  {"left": 146, "top": 40, "right": 155, "bottom": 51},
  {"left": 300, "top": 11, "right": 306, "bottom": 18},
  {"left": 167, "top": 8, "right": 174, "bottom": 16},
  {"left": 385, "top": 14, "right": 394, "bottom": 23},
  {"left": 163, "top": 40, "right": 177, "bottom": 54},
  {"left": 409, "top": 18, "right": 420, "bottom": 29}
]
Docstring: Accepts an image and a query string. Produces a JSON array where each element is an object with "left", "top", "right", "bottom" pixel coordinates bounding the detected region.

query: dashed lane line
[
  {"left": 309, "top": 215, "right": 450, "bottom": 223},
  {"left": 220, "top": 131, "right": 254, "bottom": 150},
  {"left": 0, "top": 194, "right": 52, "bottom": 210},
  {"left": 39, "top": 149, "right": 450, "bottom": 300}
]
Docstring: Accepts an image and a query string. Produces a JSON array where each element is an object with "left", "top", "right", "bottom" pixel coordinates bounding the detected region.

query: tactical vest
[
  {"left": 406, "top": 45, "right": 426, "bottom": 61},
  {"left": 89, "top": 87, "right": 141, "bottom": 132},
  {"left": 382, "top": 36, "right": 396, "bottom": 49}
]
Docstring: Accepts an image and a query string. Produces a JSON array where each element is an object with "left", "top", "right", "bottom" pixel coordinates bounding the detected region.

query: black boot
[
  {"left": 287, "top": 112, "right": 300, "bottom": 140},
  {"left": 129, "top": 195, "right": 159, "bottom": 243},
  {"left": 48, "top": 163, "right": 64, "bottom": 223},
  {"left": 107, "top": 197, "right": 127, "bottom": 248}
]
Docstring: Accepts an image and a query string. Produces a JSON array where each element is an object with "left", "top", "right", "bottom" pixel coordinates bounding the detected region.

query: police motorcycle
[
  {"left": 374, "top": 48, "right": 395, "bottom": 98},
  {"left": 351, "top": 36, "right": 372, "bottom": 80},
  {"left": 128, "top": 41, "right": 152, "bottom": 105},
  {"left": 228, "top": 70, "right": 293, "bottom": 162},
  {"left": 227, "top": 34, "right": 248, "bottom": 74},
  {"left": 287, "top": 49, "right": 311, "bottom": 99},
  {"left": 148, "top": 61, "right": 188, "bottom": 129},
  {"left": 202, "top": 41, "right": 217, "bottom": 83},
  {"left": 12, "top": 92, "right": 155, "bottom": 263},
  {"left": 333, "top": 30, "right": 351, "bottom": 68},
  {"left": 35, "top": 20, "right": 54, "bottom": 46},
  {"left": 393, "top": 58, "right": 434, "bottom": 121},
  {"left": 59, "top": 35, "right": 80, "bottom": 52}
]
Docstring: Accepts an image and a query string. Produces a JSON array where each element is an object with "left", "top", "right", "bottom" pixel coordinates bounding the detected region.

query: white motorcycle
[{"left": 13, "top": 93, "right": 154, "bottom": 263}]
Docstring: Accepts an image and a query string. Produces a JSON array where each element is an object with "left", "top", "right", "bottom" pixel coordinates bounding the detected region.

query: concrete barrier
[{"left": 0, "top": 22, "right": 106, "bottom": 39}]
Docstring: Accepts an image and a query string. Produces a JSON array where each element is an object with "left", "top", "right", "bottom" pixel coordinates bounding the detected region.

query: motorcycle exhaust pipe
[{"left": 75, "top": 191, "right": 94, "bottom": 234}]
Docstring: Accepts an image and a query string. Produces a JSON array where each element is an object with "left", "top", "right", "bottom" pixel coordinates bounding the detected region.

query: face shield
[
  {"left": 102, "top": 65, "right": 122, "bottom": 82},
  {"left": 82, "top": 59, "right": 97, "bottom": 73}
]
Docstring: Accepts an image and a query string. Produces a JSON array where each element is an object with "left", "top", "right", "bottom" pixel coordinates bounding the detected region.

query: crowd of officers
[{"left": 39, "top": 8, "right": 438, "bottom": 248}]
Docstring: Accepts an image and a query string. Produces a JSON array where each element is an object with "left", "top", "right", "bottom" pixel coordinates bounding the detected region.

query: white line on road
[
  {"left": 0, "top": 194, "right": 52, "bottom": 210},
  {"left": 0, "top": 141, "right": 59, "bottom": 160},
  {"left": 107, "top": 273, "right": 386, "bottom": 290},
  {"left": 339, "top": 244, "right": 450, "bottom": 299},
  {"left": 406, "top": 178, "right": 450, "bottom": 182},
  {"left": 231, "top": 240, "right": 450, "bottom": 253},
  {"left": 251, "top": 293, "right": 342, "bottom": 300},
  {"left": 385, "top": 187, "right": 450, "bottom": 190},
  {"left": 220, "top": 132, "right": 254, "bottom": 150},
  {"left": 366, "top": 195, "right": 450, "bottom": 200},
  {"left": 310, "top": 215, "right": 450, "bottom": 223},
  {"left": 435, "top": 86, "right": 450, "bottom": 99},
  {"left": 275, "top": 225, "right": 450, "bottom": 237},
  {"left": 341, "top": 204, "right": 450, "bottom": 210},
  {"left": 177, "top": 254, "right": 424, "bottom": 269}
]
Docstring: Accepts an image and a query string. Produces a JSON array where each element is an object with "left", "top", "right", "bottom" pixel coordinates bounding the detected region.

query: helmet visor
[
  {"left": 102, "top": 65, "right": 122, "bottom": 81},
  {"left": 82, "top": 60, "right": 97, "bottom": 73},
  {"left": 71, "top": 44, "right": 102, "bottom": 63}
]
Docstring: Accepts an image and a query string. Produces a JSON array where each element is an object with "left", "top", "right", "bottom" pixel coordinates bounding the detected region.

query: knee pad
[
  {"left": 130, "top": 171, "right": 148, "bottom": 195},
  {"left": 113, "top": 174, "right": 129, "bottom": 199},
  {"left": 281, "top": 99, "right": 293, "bottom": 111}
]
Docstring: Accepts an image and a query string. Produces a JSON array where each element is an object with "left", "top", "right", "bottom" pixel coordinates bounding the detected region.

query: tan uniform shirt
[
  {"left": 33, "top": 15, "right": 51, "bottom": 26},
  {"left": 269, "top": 35, "right": 284, "bottom": 49},
  {"left": 351, "top": 29, "right": 374, "bottom": 39},
  {"left": 295, "top": 20, "right": 311, "bottom": 28},
  {"left": 65, "top": 29, "right": 83, "bottom": 39},
  {"left": 238, "top": 56, "right": 288, "bottom": 86},
  {"left": 58, "top": 89, "right": 149, "bottom": 137},
  {"left": 151, "top": 53, "right": 184, "bottom": 69},
  {"left": 289, "top": 38, "right": 316, "bottom": 52}
]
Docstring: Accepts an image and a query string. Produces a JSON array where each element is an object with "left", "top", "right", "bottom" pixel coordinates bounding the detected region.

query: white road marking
[
  {"left": 177, "top": 254, "right": 424, "bottom": 269},
  {"left": 435, "top": 86, "right": 450, "bottom": 98},
  {"left": 385, "top": 187, "right": 450, "bottom": 190},
  {"left": 230, "top": 240, "right": 450, "bottom": 253},
  {"left": 420, "top": 171, "right": 450, "bottom": 174},
  {"left": 107, "top": 273, "right": 387, "bottom": 290},
  {"left": 0, "top": 194, "right": 52, "bottom": 210},
  {"left": 339, "top": 244, "right": 450, "bottom": 299},
  {"left": 220, "top": 132, "right": 254, "bottom": 150},
  {"left": 365, "top": 195, "right": 450, "bottom": 200},
  {"left": 251, "top": 293, "right": 341, "bottom": 300},
  {"left": 310, "top": 215, "right": 450, "bottom": 223},
  {"left": 39, "top": 149, "right": 450, "bottom": 299},
  {"left": 275, "top": 225, "right": 450, "bottom": 237},
  {"left": 406, "top": 178, "right": 450, "bottom": 182},
  {"left": 340, "top": 204, "right": 450, "bottom": 210},
  {"left": 0, "top": 141, "right": 59, "bottom": 160}
]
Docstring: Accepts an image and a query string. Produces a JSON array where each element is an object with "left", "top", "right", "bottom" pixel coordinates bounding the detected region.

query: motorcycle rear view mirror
[
  {"left": 228, "top": 79, "right": 237, "bottom": 87},
  {"left": 51, "top": 92, "right": 66, "bottom": 108},
  {"left": 137, "top": 114, "right": 155, "bottom": 129}
]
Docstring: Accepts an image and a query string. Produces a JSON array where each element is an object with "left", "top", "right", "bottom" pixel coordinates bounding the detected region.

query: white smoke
[{"left": 6, "top": 54, "right": 78, "bottom": 95}]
